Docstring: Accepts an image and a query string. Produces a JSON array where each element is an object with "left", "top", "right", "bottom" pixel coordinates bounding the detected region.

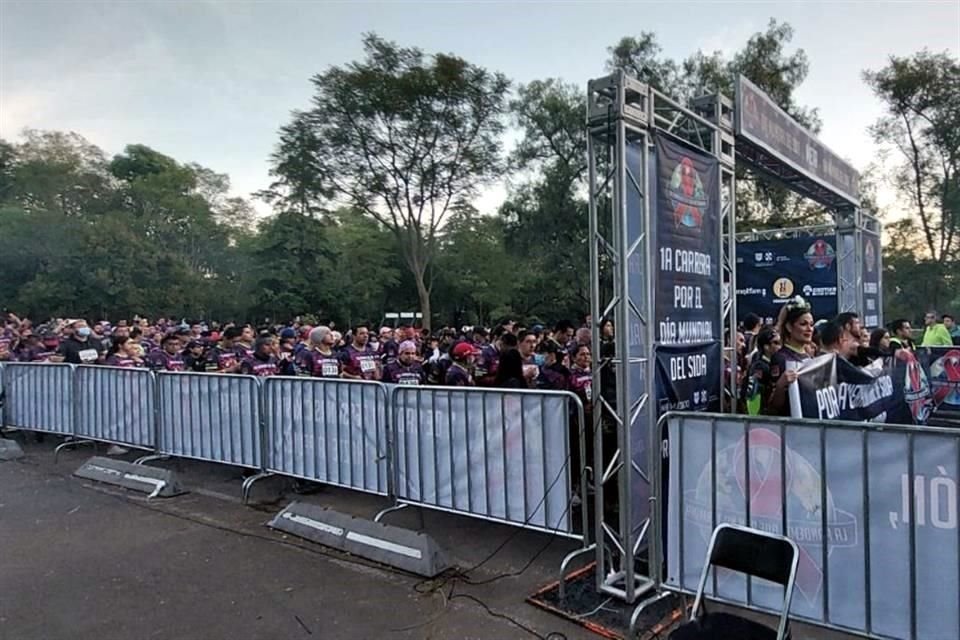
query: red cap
[{"left": 451, "top": 342, "right": 480, "bottom": 359}]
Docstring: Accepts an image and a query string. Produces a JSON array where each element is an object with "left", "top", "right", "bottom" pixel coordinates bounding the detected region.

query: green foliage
[
  {"left": 865, "top": 50, "right": 960, "bottom": 264},
  {"left": 265, "top": 33, "right": 511, "bottom": 328}
]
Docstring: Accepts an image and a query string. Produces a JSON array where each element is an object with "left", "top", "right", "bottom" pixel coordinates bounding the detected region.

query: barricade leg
[
  {"left": 374, "top": 502, "right": 410, "bottom": 523},
  {"left": 134, "top": 454, "right": 170, "bottom": 465},
  {"left": 53, "top": 438, "right": 95, "bottom": 463},
  {"left": 241, "top": 471, "right": 274, "bottom": 505},
  {"left": 558, "top": 543, "right": 597, "bottom": 600}
]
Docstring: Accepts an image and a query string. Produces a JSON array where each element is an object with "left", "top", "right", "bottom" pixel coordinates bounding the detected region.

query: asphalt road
[
  {"left": 0, "top": 442, "right": 594, "bottom": 640},
  {"left": 0, "top": 440, "right": 857, "bottom": 640}
]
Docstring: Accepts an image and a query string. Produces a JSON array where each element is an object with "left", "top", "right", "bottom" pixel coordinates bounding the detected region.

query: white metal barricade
[{"left": 262, "top": 377, "right": 389, "bottom": 495}]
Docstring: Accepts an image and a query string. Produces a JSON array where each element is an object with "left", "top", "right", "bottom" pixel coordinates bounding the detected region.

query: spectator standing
[
  {"left": 920, "top": 311, "right": 954, "bottom": 347},
  {"left": 240, "top": 336, "right": 295, "bottom": 377},
  {"left": 146, "top": 335, "right": 185, "bottom": 372},
  {"left": 340, "top": 325, "right": 380, "bottom": 381},
  {"left": 298, "top": 326, "right": 342, "bottom": 378},
  {"left": 943, "top": 314, "right": 960, "bottom": 345},
  {"left": 494, "top": 349, "right": 527, "bottom": 389},
  {"left": 55, "top": 320, "right": 101, "bottom": 365},
  {"left": 105, "top": 336, "right": 146, "bottom": 368},
  {"left": 445, "top": 342, "right": 479, "bottom": 386},
  {"left": 382, "top": 340, "right": 425, "bottom": 385}
]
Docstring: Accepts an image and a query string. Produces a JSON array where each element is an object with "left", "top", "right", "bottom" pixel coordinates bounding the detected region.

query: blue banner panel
[{"left": 736, "top": 236, "right": 839, "bottom": 326}]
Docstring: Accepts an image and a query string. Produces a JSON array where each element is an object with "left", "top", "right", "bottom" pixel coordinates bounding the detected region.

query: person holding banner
[
  {"left": 889, "top": 319, "right": 915, "bottom": 353},
  {"left": 820, "top": 320, "right": 858, "bottom": 360},
  {"left": 766, "top": 297, "right": 813, "bottom": 415},
  {"left": 741, "top": 328, "right": 782, "bottom": 415}
]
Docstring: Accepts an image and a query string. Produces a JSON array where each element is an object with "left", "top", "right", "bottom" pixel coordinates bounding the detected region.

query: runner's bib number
[
  {"left": 359, "top": 357, "right": 376, "bottom": 373},
  {"left": 322, "top": 361, "right": 339, "bottom": 377}
]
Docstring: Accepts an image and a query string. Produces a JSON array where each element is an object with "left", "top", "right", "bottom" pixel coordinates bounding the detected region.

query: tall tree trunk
[{"left": 414, "top": 269, "right": 432, "bottom": 331}]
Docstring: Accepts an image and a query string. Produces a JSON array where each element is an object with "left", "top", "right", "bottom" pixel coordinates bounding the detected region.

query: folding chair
[{"left": 669, "top": 524, "right": 799, "bottom": 640}]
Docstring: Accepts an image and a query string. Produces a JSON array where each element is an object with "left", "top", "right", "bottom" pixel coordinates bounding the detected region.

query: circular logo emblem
[
  {"left": 773, "top": 278, "right": 795, "bottom": 299},
  {"left": 805, "top": 239, "right": 836, "bottom": 270},
  {"left": 865, "top": 240, "right": 876, "bottom": 273}
]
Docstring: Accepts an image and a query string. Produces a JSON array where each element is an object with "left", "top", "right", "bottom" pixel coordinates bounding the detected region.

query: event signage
[
  {"left": 861, "top": 231, "right": 882, "bottom": 328},
  {"left": 653, "top": 134, "right": 722, "bottom": 413},
  {"left": 735, "top": 235, "right": 839, "bottom": 326},
  {"left": 789, "top": 348, "right": 960, "bottom": 426},
  {"left": 736, "top": 75, "right": 860, "bottom": 206}
]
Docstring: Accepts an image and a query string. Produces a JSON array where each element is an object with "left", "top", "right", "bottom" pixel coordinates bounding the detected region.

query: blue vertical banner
[
  {"left": 653, "top": 134, "right": 722, "bottom": 414},
  {"left": 861, "top": 231, "right": 881, "bottom": 329},
  {"left": 735, "top": 236, "right": 839, "bottom": 326}
]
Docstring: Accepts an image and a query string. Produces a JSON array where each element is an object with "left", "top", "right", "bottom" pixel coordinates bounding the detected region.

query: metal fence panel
[
  {"left": 1, "top": 362, "right": 74, "bottom": 435},
  {"left": 392, "top": 385, "right": 574, "bottom": 535},
  {"left": 75, "top": 365, "right": 155, "bottom": 450},
  {"left": 157, "top": 372, "right": 262, "bottom": 469},
  {"left": 264, "top": 377, "right": 388, "bottom": 495},
  {"left": 664, "top": 412, "right": 960, "bottom": 640}
]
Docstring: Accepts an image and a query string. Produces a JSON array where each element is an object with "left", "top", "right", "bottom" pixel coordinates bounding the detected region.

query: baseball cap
[
  {"left": 451, "top": 342, "right": 480, "bottom": 359},
  {"left": 280, "top": 327, "right": 297, "bottom": 340}
]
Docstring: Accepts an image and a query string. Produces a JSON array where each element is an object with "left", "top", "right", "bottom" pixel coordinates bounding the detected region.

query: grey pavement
[
  {"left": 0, "top": 440, "right": 592, "bottom": 640},
  {"left": 0, "top": 439, "right": 857, "bottom": 640}
]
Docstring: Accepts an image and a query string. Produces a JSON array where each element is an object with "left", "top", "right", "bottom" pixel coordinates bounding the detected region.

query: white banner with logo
[{"left": 666, "top": 413, "right": 960, "bottom": 639}]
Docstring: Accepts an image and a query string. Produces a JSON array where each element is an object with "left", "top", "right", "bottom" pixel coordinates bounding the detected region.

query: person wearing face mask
[
  {"left": 534, "top": 339, "right": 569, "bottom": 391},
  {"left": 382, "top": 340, "right": 425, "bottom": 385},
  {"left": 55, "top": 320, "right": 102, "bottom": 365}
]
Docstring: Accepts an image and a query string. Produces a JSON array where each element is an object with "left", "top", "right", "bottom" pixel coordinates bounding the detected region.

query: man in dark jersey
[
  {"left": 445, "top": 342, "right": 479, "bottom": 386},
  {"left": 379, "top": 326, "right": 399, "bottom": 366},
  {"left": 205, "top": 326, "right": 246, "bottom": 373},
  {"left": 297, "top": 326, "right": 342, "bottom": 378},
  {"left": 240, "top": 336, "right": 295, "bottom": 377},
  {"left": 182, "top": 340, "right": 208, "bottom": 372},
  {"left": 340, "top": 324, "right": 380, "bottom": 381},
  {"left": 476, "top": 330, "right": 518, "bottom": 386},
  {"left": 382, "top": 340, "right": 425, "bottom": 385},
  {"left": 146, "top": 335, "right": 185, "bottom": 372}
]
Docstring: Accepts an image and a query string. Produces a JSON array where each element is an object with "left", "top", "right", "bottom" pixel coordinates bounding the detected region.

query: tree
[
  {"left": 266, "top": 33, "right": 510, "bottom": 329},
  {"left": 497, "top": 78, "right": 590, "bottom": 322},
  {"left": 432, "top": 207, "right": 516, "bottom": 327},
  {"left": 865, "top": 50, "right": 960, "bottom": 265}
]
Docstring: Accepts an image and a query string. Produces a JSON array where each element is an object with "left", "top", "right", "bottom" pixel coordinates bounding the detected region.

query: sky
[{"left": 1, "top": 0, "right": 958, "bottom": 218}]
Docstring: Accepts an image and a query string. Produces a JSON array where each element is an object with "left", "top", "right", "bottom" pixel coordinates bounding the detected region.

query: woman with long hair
[{"left": 766, "top": 297, "right": 815, "bottom": 415}]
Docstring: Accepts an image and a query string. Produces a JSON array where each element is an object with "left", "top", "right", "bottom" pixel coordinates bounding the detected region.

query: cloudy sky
[{"left": 1, "top": 0, "right": 957, "bottom": 216}]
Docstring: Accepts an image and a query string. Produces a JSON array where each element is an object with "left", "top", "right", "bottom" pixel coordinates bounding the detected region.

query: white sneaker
[{"left": 106, "top": 445, "right": 129, "bottom": 456}]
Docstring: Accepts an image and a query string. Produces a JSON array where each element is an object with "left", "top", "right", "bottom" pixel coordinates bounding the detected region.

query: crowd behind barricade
[
  {"left": 734, "top": 299, "right": 960, "bottom": 416},
  {"left": 2, "top": 302, "right": 956, "bottom": 424},
  {"left": 0, "top": 313, "right": 604, "bottom": 411}
]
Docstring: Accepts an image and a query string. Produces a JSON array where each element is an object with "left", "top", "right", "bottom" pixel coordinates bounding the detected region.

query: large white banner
[
  {"left": 393, "top": 387, "right": 573, "bottom": 534},
  {"left": 667, "top": 414, "right": 960, "bottom": 640}
]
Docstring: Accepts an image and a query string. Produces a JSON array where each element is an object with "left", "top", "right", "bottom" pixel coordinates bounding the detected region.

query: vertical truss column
[
  {"left": 836, "top": 208, "right": 859, "bottom": 315},
  {"left": 587, "top": 71, "right": 655, "bottom": 603}
]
